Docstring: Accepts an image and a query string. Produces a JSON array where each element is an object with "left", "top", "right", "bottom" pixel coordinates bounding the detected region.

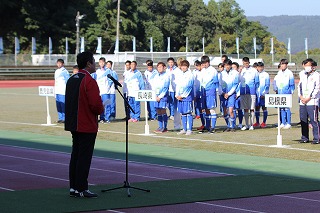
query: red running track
[{"left": 0, "top": 144, "right": 228, "bottom": 191}]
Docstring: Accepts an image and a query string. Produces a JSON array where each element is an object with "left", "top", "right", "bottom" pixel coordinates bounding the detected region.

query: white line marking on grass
[
  {"left": 196, "top": 202, "right": 266, "bottom": 213},
  {"left": 274, "top": 194, "right": 320, "bottom": 202},
  {"left": 0, "top": 186, "right": 14, "bottom": 191},
  {"left": 1, "top": 120, "right": 320, "bottom": 153}
]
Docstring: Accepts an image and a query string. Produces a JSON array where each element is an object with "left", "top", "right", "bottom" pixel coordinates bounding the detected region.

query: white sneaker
[
  {"left": 186, "top": 130, "right": 192, "bottom": 135},
  {"left": 249, "top": 126, "right": 254, "bottom": 130},
  {"left": 238, "top": 124, "right": 243, "bottom": 129},
  {"left": 283, "top": 124, "right": 291, "bottom": 129},
  {"left": 279, "top": 123, "right": 285, "bottom": 129},
  {"left": 177, "top": 129, "right": 186, "bottom": 135},
  {"left": 241, "top": 126, "right": 248, "bottom": 131}
]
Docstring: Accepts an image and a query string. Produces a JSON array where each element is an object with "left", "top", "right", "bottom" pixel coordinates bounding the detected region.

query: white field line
[
  {"left": 1, "top": 120, "right": 319, "bottom": 153},
  {"left": 195, "top": 202, "right": 266, "bottom": 213}
]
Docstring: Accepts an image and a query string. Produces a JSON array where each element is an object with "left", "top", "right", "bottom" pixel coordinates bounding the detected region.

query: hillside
[{"left": 248, "top": 15, "right": 320, "bottom": 54}]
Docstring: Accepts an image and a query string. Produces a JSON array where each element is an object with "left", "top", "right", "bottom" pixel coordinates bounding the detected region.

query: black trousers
[{"left": 69, "top": 131, "right": 97, "bottom": 192}]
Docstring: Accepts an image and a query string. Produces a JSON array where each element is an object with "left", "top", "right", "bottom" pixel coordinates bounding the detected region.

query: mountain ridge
[{"left": 247, "top": 15, "right": 320, "bottom": 54}]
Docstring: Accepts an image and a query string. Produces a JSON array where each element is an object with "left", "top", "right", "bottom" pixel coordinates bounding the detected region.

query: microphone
[{"left": 107, "top": 74, "right": 122, "bottom": 87}]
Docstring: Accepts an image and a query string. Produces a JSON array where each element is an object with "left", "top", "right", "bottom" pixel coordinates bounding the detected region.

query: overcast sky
[{"left": 204, "top": 0, "right": 318, "bottom": 16}]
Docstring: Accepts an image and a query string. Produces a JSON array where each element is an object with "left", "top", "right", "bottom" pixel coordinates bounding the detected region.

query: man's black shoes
[{"left": 71, "top": 190, "right": 98, "bottom": 198}]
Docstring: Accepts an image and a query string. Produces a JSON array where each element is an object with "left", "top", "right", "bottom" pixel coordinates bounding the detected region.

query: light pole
[{"left": 75, "top": 11, "right": 86, "bottom": 56}]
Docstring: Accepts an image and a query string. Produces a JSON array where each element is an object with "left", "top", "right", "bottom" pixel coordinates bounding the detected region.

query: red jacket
[{"left": 65, "top": 69, "right": 104, "bottom": 133}]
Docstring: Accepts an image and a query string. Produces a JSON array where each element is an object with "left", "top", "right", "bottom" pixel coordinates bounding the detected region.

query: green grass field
[
  {"left": 0, "top": 87, "right": 319, "bottom": 164},
  {"left": 1, "top": 86, "right": 320, "bottom": 212}
]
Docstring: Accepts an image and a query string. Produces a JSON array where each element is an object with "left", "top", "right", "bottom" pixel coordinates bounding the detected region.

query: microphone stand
[{"left": 101, "top": 85, "right": 150, "bottom": 197}]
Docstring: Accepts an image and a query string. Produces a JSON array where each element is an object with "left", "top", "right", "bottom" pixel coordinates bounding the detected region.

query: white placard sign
[
  {"left": 39, "top": 86, "right": 55, "bottom": 97},
  {"left": 265, "top": 94, "right": 292, "bottom": 108},
  {"left": 265, "top": 94, "right": 292, "bottom": 147},
  {"left": 135, "top": 90, "right": 156, "bottom": 102},
  {"left": 38, "top": 86, "right": 56, "bottom": 126}
]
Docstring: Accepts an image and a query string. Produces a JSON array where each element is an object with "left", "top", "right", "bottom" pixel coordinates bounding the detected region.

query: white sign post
[
  {"left": 135, "top": 90, "right": 156, "bottom": 135},
  {"left": 38, "top": 86, "right": 56, "bottom": 126},
  {"left": 265, "top": 94, "right": 292, "bottom": 147}
]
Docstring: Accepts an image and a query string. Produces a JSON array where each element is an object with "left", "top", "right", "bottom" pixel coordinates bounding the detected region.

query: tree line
[{"left": 0, "top": 0, "right": 287, "bottom": 55}]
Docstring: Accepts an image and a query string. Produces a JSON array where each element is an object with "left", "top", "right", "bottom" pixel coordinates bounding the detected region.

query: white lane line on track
[
  {"left": 196, "top": 202, "right": 266, "bottom": 213},
  {"left": 1, "top": 120, "right": 320, "bottom": 153},
  {"left": 0, "top": 153, "right": 169, "bottom": 181},
  {"left": 0, "top": 167, "right": 73, "bottom": 183},
  {"left": 0, "top": 137, "right": 234, "bottom": 177},
  {"left": 0, "top": 186, "right": 14, "bottom": 191},
  {"left": 274, "top": 194, "right": 320, "bottom": 202}
]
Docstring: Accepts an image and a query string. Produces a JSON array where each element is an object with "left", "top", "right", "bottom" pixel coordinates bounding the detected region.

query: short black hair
[
  {"left": 280, "top": 58, "right": 289, "bottom": 64},
  {"left": 77, "top": 52, "right": 94, "bottom": 69},
  {"left": 146, "top": 59, "right": 153, "bottom": 66},
  {"left": 125, "top": 60, "right": 131, "bottom": 64},
  {"left": 257, "top": 62, "right": 264, "bottom": 67},
  {"left": 107, "top": 60, "right": 113, "bottom": 66},
  {"left": 194, "top": 60, "right": 201, "bottom": 66},
  {"left": 242, "top": 57, "right": 250, "bottom": 62},
  {"left": 201, "top": 55, "right": 210, "bottom": 64},
  {"left": 167, "top": 57, "right": 175, "bottom": 62},
  {"left": 57, "top": 59, "right": 64, "bottom": 64},
  {"left": 99, "top": 57, "right": 106, "bottom": 62},
  {"left": 223, "top": 59, "right": 232, "bottom": 66},
  {"left": 232, "top": 62, "right": 239, "bottom": 69},
  {"left": 73, "top": 65, "right": 78, "bottom": 69}
]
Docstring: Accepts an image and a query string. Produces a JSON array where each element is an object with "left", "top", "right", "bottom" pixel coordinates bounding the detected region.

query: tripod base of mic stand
[{"left": 101, "top": 181, "right": 150, "bottom": 197}]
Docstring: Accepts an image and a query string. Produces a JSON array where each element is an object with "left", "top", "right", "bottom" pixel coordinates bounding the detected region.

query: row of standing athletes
[
  {"left": 55, "top": 55, "right": 320, "bottom": 143},
  {"left": 121, "top": 55, "right": 288, "bottom": 135}
]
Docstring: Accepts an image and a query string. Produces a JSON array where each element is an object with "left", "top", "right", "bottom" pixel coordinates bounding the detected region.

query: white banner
[
  {"left": 167, "top": 37, "right": 170, "bottom": 52},
  {"left": 96, "top": 37, "right": 102, "bottom": 54},
  {"left": 65, "top": 37, "right": 69, "bottom": 54},
  {"left": 219, "top": 37, "right": 222, "bottom": 56},
  {"left": 150, "top": 37, "right": 153, "bottom": 52},
  {"left": 32, "top": 37, "right": 36, "bottom": 54},
  {"left": 305, "top": 38, "right": 308, "bottom": 55},
  {"left": 49, "top": 37, "right": 52, "bottom": 54},
  {"left": 236, "top": 37, "right": 239, "bottom": 54},
  {"left": 270, "top": 37, "right": 274, "bottom": 54},
  {"left": 15, "top": 37, "right": 20, "bottom": 54},
  {"left": 0, "top": 37, "right": 3, "bottom": 54},
  {"left": 287, "top": 37, "right": 291, "bottom": 55},
  {"left": 132, "top": 37, "right": 136, "bottom": 52},
  {"left": 80, "top": 37, "right": 84, "bottom": 52}
]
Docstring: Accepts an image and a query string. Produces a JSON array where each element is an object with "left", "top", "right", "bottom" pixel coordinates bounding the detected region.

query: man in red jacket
[{"left": 65, "top": 51, "right": 104, "bottom": 198}]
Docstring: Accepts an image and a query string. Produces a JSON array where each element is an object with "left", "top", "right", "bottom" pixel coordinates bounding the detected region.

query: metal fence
[{"left": 0, "top": 52, "right": 317, "bottom": 69}]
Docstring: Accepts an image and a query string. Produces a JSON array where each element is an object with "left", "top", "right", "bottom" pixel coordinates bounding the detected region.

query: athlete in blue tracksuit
[
  {"left": 176, "top": 60, "right": 194, "bottom": 135},
  {"left": 144, "top": 60, "right": 157, "bottom": 120},
  {"left": 54, "top": 59, "right": 70, "bottom": 123},
  {"left": 153, "top": 62, "right": 170, "bottom": 133},
  {"left": 199, "top": 55, "right": 221, "bottom": 134},
  {"left": 238, "top": 57, "right": 259, "bottom": 130},
  {"left": 273, "top": 59, "right": 295, "bottom": 129},
  {"left": 254, "top": 62, "right": 270, "bottom": 128},
  {"left": 124, "top": 61, "right": 145, "bottom": 122},
  {"left": 220, "top": 59, "right": 239, "bottom": 131}
]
